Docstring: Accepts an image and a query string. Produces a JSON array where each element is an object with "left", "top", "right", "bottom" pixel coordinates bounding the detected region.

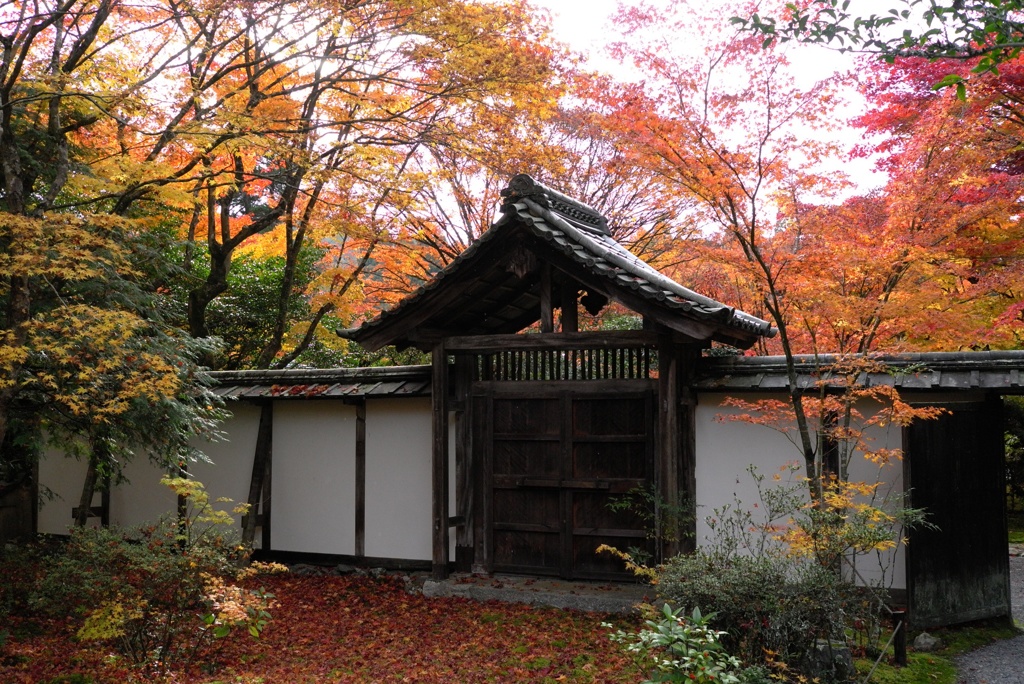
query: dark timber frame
[
  {"left": 696, "top": 351, "right": 1024, "bottom": 628},
  {"left": 208, "top": 366, "right": 430, "bottom": 568},
  {"left": 189, "top": 349, "right": 1024, "bottom": 627},
  {"left": 343, "top": 175, "right": 773, "bottom": 580}
]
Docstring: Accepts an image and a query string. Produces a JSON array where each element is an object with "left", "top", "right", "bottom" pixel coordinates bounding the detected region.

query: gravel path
[{"left": 953, "top": 554, "right": 1024, "bottom": 684}]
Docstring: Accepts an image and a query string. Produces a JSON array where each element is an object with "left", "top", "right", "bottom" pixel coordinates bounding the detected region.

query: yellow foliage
[
  {"left": 24, "top": 306, "right": 183, "bottom": 421},
  {"left": 775, "top": 478, "right": 902, "bottom": 561},
  {"left": 0, "top": 213, "right": 136, "bottom": 282},
  {"left": 596, "top": 544, "right": 659, "bottom": 584},
  {"left": 237, "top": 561, "right": 290, "bottom": 581},
  {"left": 78, "top": 598, "right": 146, "bottom": 642}
]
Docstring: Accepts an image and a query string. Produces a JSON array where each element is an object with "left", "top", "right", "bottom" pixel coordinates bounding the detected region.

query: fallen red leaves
[{"left": 0, "top": 573, "right": 643, "bottom": 683}]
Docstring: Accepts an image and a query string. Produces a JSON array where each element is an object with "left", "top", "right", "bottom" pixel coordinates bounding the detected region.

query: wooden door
[
  {"left": 904, "top": 399, "right": 1011, "bottom": 627},
  {"left": 482, "top": 386, "right": 653, "bottom": 580}
]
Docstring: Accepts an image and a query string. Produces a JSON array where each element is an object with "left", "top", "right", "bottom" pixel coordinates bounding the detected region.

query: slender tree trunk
[{"left": 74, "top": 449, "right": 101, "bottom": 528}]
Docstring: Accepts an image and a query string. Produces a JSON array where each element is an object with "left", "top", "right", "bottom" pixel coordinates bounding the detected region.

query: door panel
[
  {"left": 483, "top": 387, "right": 654, "bottom": 580},
  {"left": 492, "top": 486, "right": 561, "bottom": 573},
  {"left": 494, "top": 440, "right": 560, "bottom": 480},
  {"left": 573, "top": 442, "right": 648, "bottom": 481},
  {"left": 905, "top": 400, "right": 1010, "bottom": 627},
  {"left": 493, "top": 530, "right": 562, "bottom": 572},
  {"left": 493, "top": 398, "right": 560, "bottom": 436},
  {"left": 573, "top": 397, "right": 647, "bottom": 436}
]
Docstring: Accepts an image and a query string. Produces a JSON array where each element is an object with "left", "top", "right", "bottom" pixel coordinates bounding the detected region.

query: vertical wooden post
[
  {"left": 454, "top": 355, "right": 474, "bottom": 571},
  {"left": 432, "top": 342, "right": 450, "bottom": 579},
  {"left": 355, "top": 399, "right": 366, "bottom": 559},
  {"left": 261, "top": 437, "right": 272, "bottom": 551},
  {"left": 540, "top": 264, "right": 554, "bottom": 333},
  {"left": 892, "top": 609, "right": 907, "bottom": 666},
  {"left": 242, "top": 402, "right": 273, "bottom": 548},
  {"left": 176, "top": 462, "right": 188, "bottom": 539},
  {"left": 657, "top": 333, "right": 681, "bottom": 561},
  {"left": 678, "top": 344, "right": 700, "bottom": 554},
  {"left": 560, "top": 279, "right": 578, "bottom": 333},
  {"left": 559, "top": 392, "right": 573, "bottom": 579},
  {"left": 31, "top": 458, "right": 39, "bottom": 537},
  {"left": 99, "top": 478, "right": 110, "bottom": 528},
  {"left": 473, "top": 385, "right": 493, "bottom": 574}
]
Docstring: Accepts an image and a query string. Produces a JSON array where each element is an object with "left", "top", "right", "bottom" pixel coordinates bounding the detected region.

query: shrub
[
  {"left": 656, "top": 552, "right": 849, "bottom": 672},
  {"left": 0, "top": 540, "right": 48, "bottom": 614},
  {"left": 32, "top": 477, "right": 285, "bottom": 673},
  {"left": 606, "top": 603, "right": 744, "bottom": 684},
  {"left": 650, "top": 464, "right": 915, "bottom": 680}
]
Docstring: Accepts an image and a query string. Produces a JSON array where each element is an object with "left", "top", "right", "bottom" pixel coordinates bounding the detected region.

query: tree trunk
[
  {"left": 74, "top": 438, "right": 109, "bottom": 528},
  {"left": 74, "top": 451, "right": 100, "bottom": 528}
]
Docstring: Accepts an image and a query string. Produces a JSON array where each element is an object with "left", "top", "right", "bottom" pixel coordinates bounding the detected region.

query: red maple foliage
[{"left": 0, "top": 573, "right": 642, "bottom": 683}]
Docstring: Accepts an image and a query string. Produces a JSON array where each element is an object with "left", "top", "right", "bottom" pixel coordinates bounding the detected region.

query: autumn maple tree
[
  {"left": 842, "top": 54, "right": 1024, "bottom": 349},
  {"left": 0, "top": 1, "right": 231, "bottom": 525},
  {"left": 601, "top": 0, "right": 854, "bottom": 496},
  {"left": 0, "top": 0, "right": 573, "bottom": 519},
  {"left": 603, "top": 1, "right": 1023, "bottom": 502},
  {"left": 396, "top": 69, "right": 699, "bottom": 299},
  {"left": 61, "top": 0, "right": 565, "bottom": 369}
]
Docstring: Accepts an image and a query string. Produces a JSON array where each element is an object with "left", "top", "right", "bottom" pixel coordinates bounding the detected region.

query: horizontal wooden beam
[
  {"left": 472, "top": 379, "right": 657, "bottom": 395},
  {"left": 444, "top": 330, "right": 659, "bottom": 353},
  {"left": 70, "top": 506, "right": 106, "bottom": 519}
]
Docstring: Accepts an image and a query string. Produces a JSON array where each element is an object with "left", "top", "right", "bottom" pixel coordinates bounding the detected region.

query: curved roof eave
[{"left": 344, "top": 175, "right": 776, "bottom": 351}]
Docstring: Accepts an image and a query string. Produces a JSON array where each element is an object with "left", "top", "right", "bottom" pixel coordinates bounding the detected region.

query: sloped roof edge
[
  {"left": 210, "top": 351, "right": 1024, "bottom": 397},
  {"left": 209, "top": 366, "right": 432, "bottom": 399},
  {"left": 343, "top": 174, "right": 775, "bottom": 349},
  {"left": 697, "top": 350, "right": 1024, "bottom": 393}
]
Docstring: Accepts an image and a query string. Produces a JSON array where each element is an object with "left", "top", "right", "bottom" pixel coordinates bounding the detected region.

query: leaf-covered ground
[{"left": 0, "top": 573, "right": 643, "bottom": 683}]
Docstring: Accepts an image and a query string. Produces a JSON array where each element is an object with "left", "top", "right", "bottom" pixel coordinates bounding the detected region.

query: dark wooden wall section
[
  {"left": 904, "top": 398, "right": 1011, "bottom": 628},
  {"left": 0, "top": 486, "right": 35, "bottom": 543}
]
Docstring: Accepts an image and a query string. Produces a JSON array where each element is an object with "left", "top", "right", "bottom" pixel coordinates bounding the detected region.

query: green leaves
[
  {"left": 932, "top": 72, "right": 968, "bottom": 100},
  {"left": 608, "top": 602, "right": 742, "bottom": 684},
  {"left": 734, "top": 0, "right": 1024, "bottom": 95}
]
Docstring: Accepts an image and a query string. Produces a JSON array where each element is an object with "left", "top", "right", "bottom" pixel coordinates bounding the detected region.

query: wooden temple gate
[
  {"left": 430, "top": 338, "right": 735, "bottom": 581},
  {"left": 342, "top": 175, "right": 773, "bottom": 580},
  {"left": 452, "top": 339, "right": 668, "bottom": 581},
  {"left": 472, "top": 348, "right": 654, "bottom": 579}
]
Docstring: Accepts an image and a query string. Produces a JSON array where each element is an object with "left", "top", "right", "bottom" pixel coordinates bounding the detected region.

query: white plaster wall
[
  {"left": 844, "top": 408, "right": 906, "bottom": 591},
  {"left": 108, "top": 457, "right": 176, "bottom": 527},
  {"left": 695, "top": 392, "right": 907, "bottom": 590},
  {"left": 39, "top": 398, "right": 446, "bottom": 562},
  {"left": 40, "top": 448, "right": 173, "bottom": 532},
  {"left": 271, "top": 401, "right": 357, "bottom": 555},
  {"left": 39, "top": 403, "right": 263, "bottom": 538},
  {"left": 364, "top": 398, "right": 433, "bottom": 561},
  {"left": 695, "top": 393, "right": 803, "bottom": 547},
  {"left": 189, "top": 402, "right": 261, "bottom": 524},
  {"left": 38, "top": 445, "right": 91, "bottom": 534}
]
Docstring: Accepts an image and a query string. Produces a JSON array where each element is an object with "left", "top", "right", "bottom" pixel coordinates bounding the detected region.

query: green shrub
[
  {"left": 0, "top": 540, "right": 47, "bottom": 616},
  {"left": 656, "top": 551, "right": 849, "bottom": 672},
  {"left": 606, "top": 604, "right": 744, "bottom": 684},
  {"left": 31, "top": 477, "right": 285, "bottom": 673}
]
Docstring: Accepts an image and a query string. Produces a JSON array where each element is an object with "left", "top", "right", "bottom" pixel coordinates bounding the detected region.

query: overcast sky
[{"left": 528, "top": 0, "right": 887, "bottom": 193}]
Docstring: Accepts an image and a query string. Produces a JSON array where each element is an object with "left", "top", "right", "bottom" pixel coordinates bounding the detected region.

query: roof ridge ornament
[{"left": 501, "top": 174, "right": 611, "bottom": 237}]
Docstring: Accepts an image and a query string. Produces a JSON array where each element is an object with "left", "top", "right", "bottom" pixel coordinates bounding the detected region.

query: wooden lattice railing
[{"left": 475, "top": 347, "right": 655, "bottom": 381}]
